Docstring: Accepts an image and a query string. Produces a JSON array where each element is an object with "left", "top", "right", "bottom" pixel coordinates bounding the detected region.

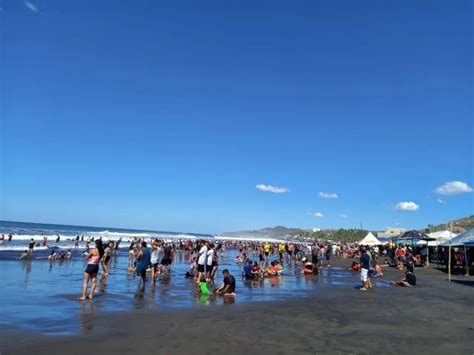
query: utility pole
[{"left": 448, "top": 221, "right": 453, "bottom": 282}]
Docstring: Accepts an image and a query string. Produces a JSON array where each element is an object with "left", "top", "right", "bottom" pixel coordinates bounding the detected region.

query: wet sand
[{"left": 1, "top": 259, "right": 473, "bottom": 355}]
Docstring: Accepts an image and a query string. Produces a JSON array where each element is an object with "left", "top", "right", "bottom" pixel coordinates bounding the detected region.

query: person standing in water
[
  {"left": 28, "top": 238, "right": 35, "bottom": 256},
  {"left": 150, "top": 242, "right": 161, "bottom": 285},
  {"left": 102, "top": 241, "right": 112, "bottom": 276},
  {"left": 77, "top": 240, "right": 102, "bottom": 301},
  {"left": 136, "top": 241, "right": 151, "bottom": 292},
  {"left": 206, "top": 243, "right": 214, "bottom": 282},
  {"left": 196, "top": 240, "right": 208, "bottom": 283}
]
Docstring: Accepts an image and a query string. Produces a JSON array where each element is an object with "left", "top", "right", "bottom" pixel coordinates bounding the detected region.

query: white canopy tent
[
  {"left": 359, "top": 232, "right": 381, "bottom": 246},
  {"left": 417, "top": 231, "right": 457, "bottom": 246},
  {"left": 428, "top": 230, "right": 457, "bottom": 241}
]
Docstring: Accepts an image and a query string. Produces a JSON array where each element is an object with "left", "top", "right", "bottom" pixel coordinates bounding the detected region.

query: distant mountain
[
  {"left": 424, "top": 215, "right": 474, "bottom": 234},
  {"left": 221, "top": 226, "right": 303, "bottom": 240}
]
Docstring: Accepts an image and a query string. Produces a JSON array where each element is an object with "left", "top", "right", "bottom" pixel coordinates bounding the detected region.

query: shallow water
[{"left": 0, "top": 245, "right": 385, "bottom": 335}]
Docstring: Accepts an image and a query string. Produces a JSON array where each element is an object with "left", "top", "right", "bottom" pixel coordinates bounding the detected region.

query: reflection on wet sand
[{"left": 80, "top": 301, "right": 94, "bottom": 333}]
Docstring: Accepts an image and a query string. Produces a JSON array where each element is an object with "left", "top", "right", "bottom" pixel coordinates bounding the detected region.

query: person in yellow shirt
[
  {"left": 264, "top": 242, "right": 271, "bottom": 261},
  {"left": 278, "top": 243, "right": 285, "bottom": 260}
]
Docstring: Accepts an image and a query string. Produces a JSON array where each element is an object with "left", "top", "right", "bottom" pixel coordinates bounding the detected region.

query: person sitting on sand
[
  {"left": 65, "top": 249, "right": 72, "bottom": 259},
  {"left": 348, "top": 261, "right": 361, "bottom": 272},
  {"left": 391, "top": 270, "right": 416, "bottom": 287},
  {"left": 215, "top": 269, "right": 236, "bottom": 297},
  {"left": 263, "top": 261, "right": 279, "bottom": 277}
]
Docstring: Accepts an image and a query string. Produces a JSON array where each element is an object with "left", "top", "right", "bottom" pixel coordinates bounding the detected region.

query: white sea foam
[{"left": 0, "top": 245, "right": 49, "bottom": 251}]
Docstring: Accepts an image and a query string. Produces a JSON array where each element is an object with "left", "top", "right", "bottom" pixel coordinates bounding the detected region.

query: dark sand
[{"left": 1, "top": 259, "right": 473, "bottom": 355}]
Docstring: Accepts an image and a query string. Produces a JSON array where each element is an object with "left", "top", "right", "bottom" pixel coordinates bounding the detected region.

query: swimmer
[{"left": 215, "top": 269, "right": 236, "bottom": 297}]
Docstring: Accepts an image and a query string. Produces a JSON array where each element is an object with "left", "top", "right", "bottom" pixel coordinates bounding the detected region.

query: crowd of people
[{"left": 4, "top": 234, "right": 424, "bottom": 302}]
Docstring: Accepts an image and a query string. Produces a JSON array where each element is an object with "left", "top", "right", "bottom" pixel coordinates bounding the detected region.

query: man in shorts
[
  {"left": 359, "top": 247, "right": 372, "bottom": 291},
  {"left": 196, "top": 240, "right": 208, "bottom": 283}
]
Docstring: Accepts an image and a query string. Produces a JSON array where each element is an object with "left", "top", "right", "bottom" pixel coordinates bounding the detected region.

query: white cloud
[
  {"left": 394, "top": 201, "right": 420, "bottom": 211},
  {"left": 338, "top": 214, "right": 348, "bottom": 218},
  {"left": 437, "top": 199, "right": 447, "bottom": 204},
  {"left": 25, "top": 0, "right": 38, "bottom": 11},
  {"left": 314, "top": 212, "right": 324, "bottom": 218},
  {"left": 319, "top": 192, "right": 338, "bottom": 199},
  {"left": 435, "top": 181, "right": 473, "bottom": 196},
  {"left": 256, "top": 184, "right": 289, "bottom": 194}
]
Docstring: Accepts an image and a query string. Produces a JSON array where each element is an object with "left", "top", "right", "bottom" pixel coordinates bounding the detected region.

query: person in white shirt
[
  {"left": 206, "top": 243, "right": 215, "bottom": 281},
  {"left": 195, "top": 240, "right": 208, "bottom": 283}
]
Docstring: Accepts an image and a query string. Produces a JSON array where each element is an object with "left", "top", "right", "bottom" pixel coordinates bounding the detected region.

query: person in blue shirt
[
  {"left": 243, "top": 260, "right": 253, "bottom": 280},
  {"left": 136, "top": 241, "right": 151, "bottom": 292}
]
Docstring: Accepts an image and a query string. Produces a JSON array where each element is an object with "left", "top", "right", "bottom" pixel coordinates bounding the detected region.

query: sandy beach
[{"left": 1, "top": 258, "right": 473, "bottom": 355}]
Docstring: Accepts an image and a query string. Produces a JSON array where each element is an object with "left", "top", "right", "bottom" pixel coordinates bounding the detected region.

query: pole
[
  {"left": 426, "top": 243, "right": 430, "bottom": 268},
  {"left": 464, "top": 245, "right": 470, "bottom": 277},
  {"left": 448, "top": 222, "right": 452, "bottom": 282}
]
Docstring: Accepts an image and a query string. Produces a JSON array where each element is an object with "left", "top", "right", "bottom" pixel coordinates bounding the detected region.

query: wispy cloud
[
  {"left": 25, "top": 0, "right": 38, "bottom": 12},
  {"left": 437, "top": 198, "right": 447, "bottom": 204},
  {"left": 314, "top": 212, "right": 324, "bottom": 218},
  {"left": 338, "top": 214, "right": 348, "bottom": 218},
  {"left": 394, "top": 201, "right": 419, "bottom": 211},
  {"left": 319, "top": 192, "right": 338, "bottom": 199},
  {"left": 256, "top": 184, "right": 290, "bottom": 194},
  {"left": 435, "top": 181, "right": 472, "bottom": 196}
]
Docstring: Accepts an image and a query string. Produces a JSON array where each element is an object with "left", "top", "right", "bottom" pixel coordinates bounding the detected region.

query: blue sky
[{"left": 1, "top": 0, "right": 472, "bottom": 234}]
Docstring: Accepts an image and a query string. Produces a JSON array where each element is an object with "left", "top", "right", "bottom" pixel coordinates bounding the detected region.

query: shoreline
[{"left": 1, "top": 259, "right": 473, "bottom": 355}]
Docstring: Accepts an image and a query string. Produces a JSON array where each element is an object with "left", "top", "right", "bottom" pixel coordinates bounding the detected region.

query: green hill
[{"left": 424, "top": 215, "right": 474, "bottom": 234}]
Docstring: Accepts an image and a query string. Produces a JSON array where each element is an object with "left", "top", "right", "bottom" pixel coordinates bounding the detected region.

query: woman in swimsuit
[
  {"left": 102, "top": 242, "right": 111, "bottom": 276},
  {"left": 77, "top": 240, "right": 103, "bottom": 301}
]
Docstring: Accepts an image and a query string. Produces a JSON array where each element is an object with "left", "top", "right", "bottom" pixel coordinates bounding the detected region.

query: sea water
[{"left": 0, "top": 221, "right": 380, "bottom": 335}]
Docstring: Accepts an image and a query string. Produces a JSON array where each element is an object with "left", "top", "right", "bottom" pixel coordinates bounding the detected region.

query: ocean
[
  {"left": 0, "top": 220, "right": 212, "bottom": 252},
  {"left": 0, "top": 220, "right": 383, "bottom": 335}
]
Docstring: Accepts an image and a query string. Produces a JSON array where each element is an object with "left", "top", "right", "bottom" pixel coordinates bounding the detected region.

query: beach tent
[
  {"left": 416, "top": 230, "right": 457, "bottom": 246},
  {"left": 358, "top": 232, "right": 381, "bottom": 246},
  {"left": 439, "top": 229, "right": 474, "bottom": 278},
  {"left": 393, "top": 230, "right": 435, "bottom": 242},
  {"left": 428, "top": 230, "right": 457, "bottom": 241},
  {"left": 440, "top": 229, "right": 474, "bottom": 247}
]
